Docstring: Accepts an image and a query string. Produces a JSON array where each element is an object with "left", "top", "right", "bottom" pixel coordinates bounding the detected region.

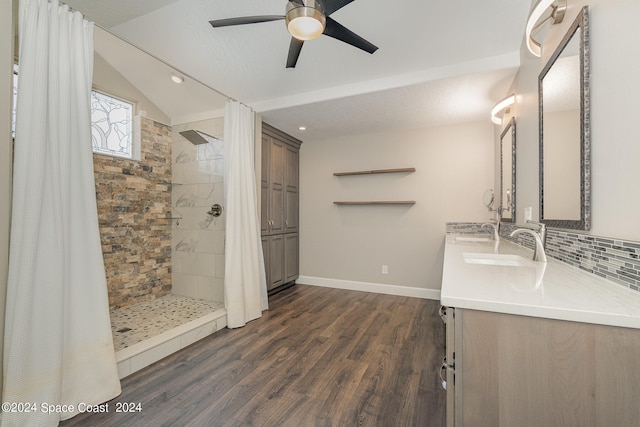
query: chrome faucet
[
  {"left": 509, "top": 221, "right": 548, "bottom": 262},
  {"left": 481, "top": 219, "right": 500, "bottom": 241},
  {"left": 527, "top": 220, "right": 547, "bottom": 249}
]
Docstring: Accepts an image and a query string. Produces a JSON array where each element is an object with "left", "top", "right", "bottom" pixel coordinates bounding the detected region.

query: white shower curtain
[
  {"left": 223, "top": 100, "right": 269, "bottom": 328},
  {"left": 3, "top": 1, "right": 121, "bottom": 425}
]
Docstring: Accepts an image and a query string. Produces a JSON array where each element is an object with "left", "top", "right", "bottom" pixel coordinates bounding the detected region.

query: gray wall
[
  {"left": 499, "top": 0, "right": 640, "bottom": 242},
  {"left": 299, "top": 121, "right": 494, "bottom": 294}
]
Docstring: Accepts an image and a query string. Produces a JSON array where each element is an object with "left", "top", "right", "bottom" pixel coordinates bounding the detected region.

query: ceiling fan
[{"left": 209, "top": 0, "right": 378, "bottom": 68}]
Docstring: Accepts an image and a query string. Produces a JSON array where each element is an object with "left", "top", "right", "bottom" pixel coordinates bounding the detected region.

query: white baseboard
[{"left": 297, "top": 276, "right": 441, "bottom": 300}]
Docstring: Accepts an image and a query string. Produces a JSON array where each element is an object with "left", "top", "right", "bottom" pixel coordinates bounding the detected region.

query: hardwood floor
[{"left": 61, "top": 285, "right": 446, "bottom": 427}]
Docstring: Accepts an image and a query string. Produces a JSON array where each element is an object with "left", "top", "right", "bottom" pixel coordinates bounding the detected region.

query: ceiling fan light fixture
[{"left": 286, "top": 2, "right": 326, "bottom": 41}]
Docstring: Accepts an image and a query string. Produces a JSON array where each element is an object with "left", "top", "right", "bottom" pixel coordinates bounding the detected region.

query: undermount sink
[
  {"left": 463, "top": 252, "right": 533, "bottom": 267},
  {"left": 453, "top": 236, "right": 492, "bottom": 243}
]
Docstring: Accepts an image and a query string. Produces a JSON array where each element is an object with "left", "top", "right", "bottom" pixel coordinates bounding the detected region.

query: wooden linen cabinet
[{"left": 260, "top": 123, "right": 301, "bottom": 294}]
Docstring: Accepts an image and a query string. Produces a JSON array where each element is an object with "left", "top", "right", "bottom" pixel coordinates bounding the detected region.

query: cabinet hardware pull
[
  {"left": 439, "top": 305, "right": 448, "bottom": 323},
  {"left": 440, "top": 360, "right": 448, "bottom": 390}
]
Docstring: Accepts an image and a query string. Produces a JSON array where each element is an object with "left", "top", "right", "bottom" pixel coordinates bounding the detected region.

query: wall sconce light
[
  {"left": 491, "top": 94, "right": 516, "bottom": 125},
  {"left": 525, "top": 0, "right": 567, "bottom": 57}
]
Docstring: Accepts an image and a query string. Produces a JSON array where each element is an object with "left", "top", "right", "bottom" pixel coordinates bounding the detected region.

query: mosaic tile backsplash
[
  {"left": 446, "top": 222, "right": 640, "bottom": 292},
  {"left": 545, "top": 231, "right": 640, "bottom": 290},
  {"left": 110, "top": 294, "right": 224, "bottom": 352}
]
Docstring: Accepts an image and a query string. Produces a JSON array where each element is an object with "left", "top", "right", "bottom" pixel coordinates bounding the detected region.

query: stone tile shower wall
[
  {"left": 171, "top": 120, "right": 225, "bottom": 302},
  {"left": 94, "top": 117, "right": 172, "bottom": 309}
]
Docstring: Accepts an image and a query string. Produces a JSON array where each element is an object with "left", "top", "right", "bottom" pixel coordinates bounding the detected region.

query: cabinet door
[
  {"left": 284, "top": 145, "right": 299, "bottom": 233},
  {"left": 269, "top": 138, "right": 285, "bottom": 234},
  {"left": 260, "top": 134, "right": 271, "bottom": 235},
  {"left": 284, "top": 233, "right": 299, "bottom": 283},
  {"left": 261, "top": 236, "right": 270, "bottom": 288},
  {"left": 456, "top": 309, "right": 640, "bottom": 427},
  {"left": 445, "top": 307, "right": 456, "bottom": 427},
  {"left": 268, "top": 235, "right": 284, "bottom": 290}
]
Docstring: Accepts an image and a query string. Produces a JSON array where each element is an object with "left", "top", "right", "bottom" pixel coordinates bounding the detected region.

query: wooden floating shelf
[
  {"left": 334, "top": 201, "right": 416, "bottom": 205},
  {"left": 333, "top": 167, "right": 416, "bottom": 176}
]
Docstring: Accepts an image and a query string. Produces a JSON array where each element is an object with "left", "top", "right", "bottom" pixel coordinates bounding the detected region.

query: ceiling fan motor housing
[
  {"left": 209, "top": 0, "right": 377, "bottom": 68},
  {"left": 285, "top": 0, "right": 326, "bottom": 40}
]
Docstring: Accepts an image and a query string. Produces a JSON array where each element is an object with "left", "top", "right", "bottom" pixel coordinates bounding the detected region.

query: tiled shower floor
[{"left": 110, "top": 295, "right": 225, "bottom": 352}]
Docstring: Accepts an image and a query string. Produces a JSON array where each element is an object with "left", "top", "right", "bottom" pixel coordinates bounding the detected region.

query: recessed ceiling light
[
  {"left": 170, "top": 73, "right": 184, "bottom": 84},
  {"left": 298, "top": 126, "right": 307, "bottom": 131}
]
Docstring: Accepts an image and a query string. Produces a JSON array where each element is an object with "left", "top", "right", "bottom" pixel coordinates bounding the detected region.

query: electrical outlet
[{"left": 382, "top": 265, "right": 388, "bottom": 275}]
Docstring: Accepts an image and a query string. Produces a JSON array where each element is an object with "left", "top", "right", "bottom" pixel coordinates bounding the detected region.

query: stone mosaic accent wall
[
  {"left": 94, "top": 117, "right": 172, "bottom": 309},
  {"left": 447, "top": 222, "right": 640, "bottom": 293}
]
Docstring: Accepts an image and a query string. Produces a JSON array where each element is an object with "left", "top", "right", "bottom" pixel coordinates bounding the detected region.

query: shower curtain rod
[
  {"left": 92, "top": 21, "right": 238, "bottom": 104},
  {"left": 17, "top": 3, "right": 240, "bottom": 103}
]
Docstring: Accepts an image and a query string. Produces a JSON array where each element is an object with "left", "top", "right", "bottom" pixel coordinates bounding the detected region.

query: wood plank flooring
[{"left": 61, "top": 285, "right": 446, "bottom": 427}]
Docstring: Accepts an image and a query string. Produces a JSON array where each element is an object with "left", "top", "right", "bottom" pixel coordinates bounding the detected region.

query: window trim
[
  {"left": 90, "top": 88, "right": 140, "bottom": 161},
  {"left": 12, "top": 66, "right": 142, "bottom": 161}
]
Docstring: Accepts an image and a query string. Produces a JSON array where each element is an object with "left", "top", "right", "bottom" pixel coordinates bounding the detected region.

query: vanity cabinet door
[
  {"left": 455, "top": 309, "right": 640, "bottom": 427},
  {"left": 444, "top": 307, "right": 456, "bottom": 427}
]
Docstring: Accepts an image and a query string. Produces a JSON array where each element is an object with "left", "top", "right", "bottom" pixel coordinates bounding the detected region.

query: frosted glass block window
[{"left": 90, "top": 90, "right": 136, "bottom": 159}]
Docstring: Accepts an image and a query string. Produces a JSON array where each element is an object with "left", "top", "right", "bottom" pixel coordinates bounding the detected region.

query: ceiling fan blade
[
  {"left": 286, "top": 37, "right": 304, "bottom": 68},
  {"left": 209, "top": 16, "right": 284, "bottom": 28},
  {"left": 319, "top": 0, "right": 355, "bottom": 15},
  {"left": 322, "top": 16, "right": 378, "bottom": 54}
]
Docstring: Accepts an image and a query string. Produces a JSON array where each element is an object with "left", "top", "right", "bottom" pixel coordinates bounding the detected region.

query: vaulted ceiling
[{"left": 64, "top": 0, "right": 532, "bottom": 140}]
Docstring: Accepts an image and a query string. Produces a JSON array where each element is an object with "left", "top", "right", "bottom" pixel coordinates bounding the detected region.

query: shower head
[{"left": 179, "top": 129, "right": 215, "bottom": 145}]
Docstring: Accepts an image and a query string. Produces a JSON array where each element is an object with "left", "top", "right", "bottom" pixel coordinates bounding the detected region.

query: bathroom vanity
[{"left": 441, "top": 234, "right": 640, "bottom": 427}]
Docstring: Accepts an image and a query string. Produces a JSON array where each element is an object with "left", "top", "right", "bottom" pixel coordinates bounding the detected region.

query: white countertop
[{"left": 440, "top": 234, "right": 640, "bottom": 329}]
